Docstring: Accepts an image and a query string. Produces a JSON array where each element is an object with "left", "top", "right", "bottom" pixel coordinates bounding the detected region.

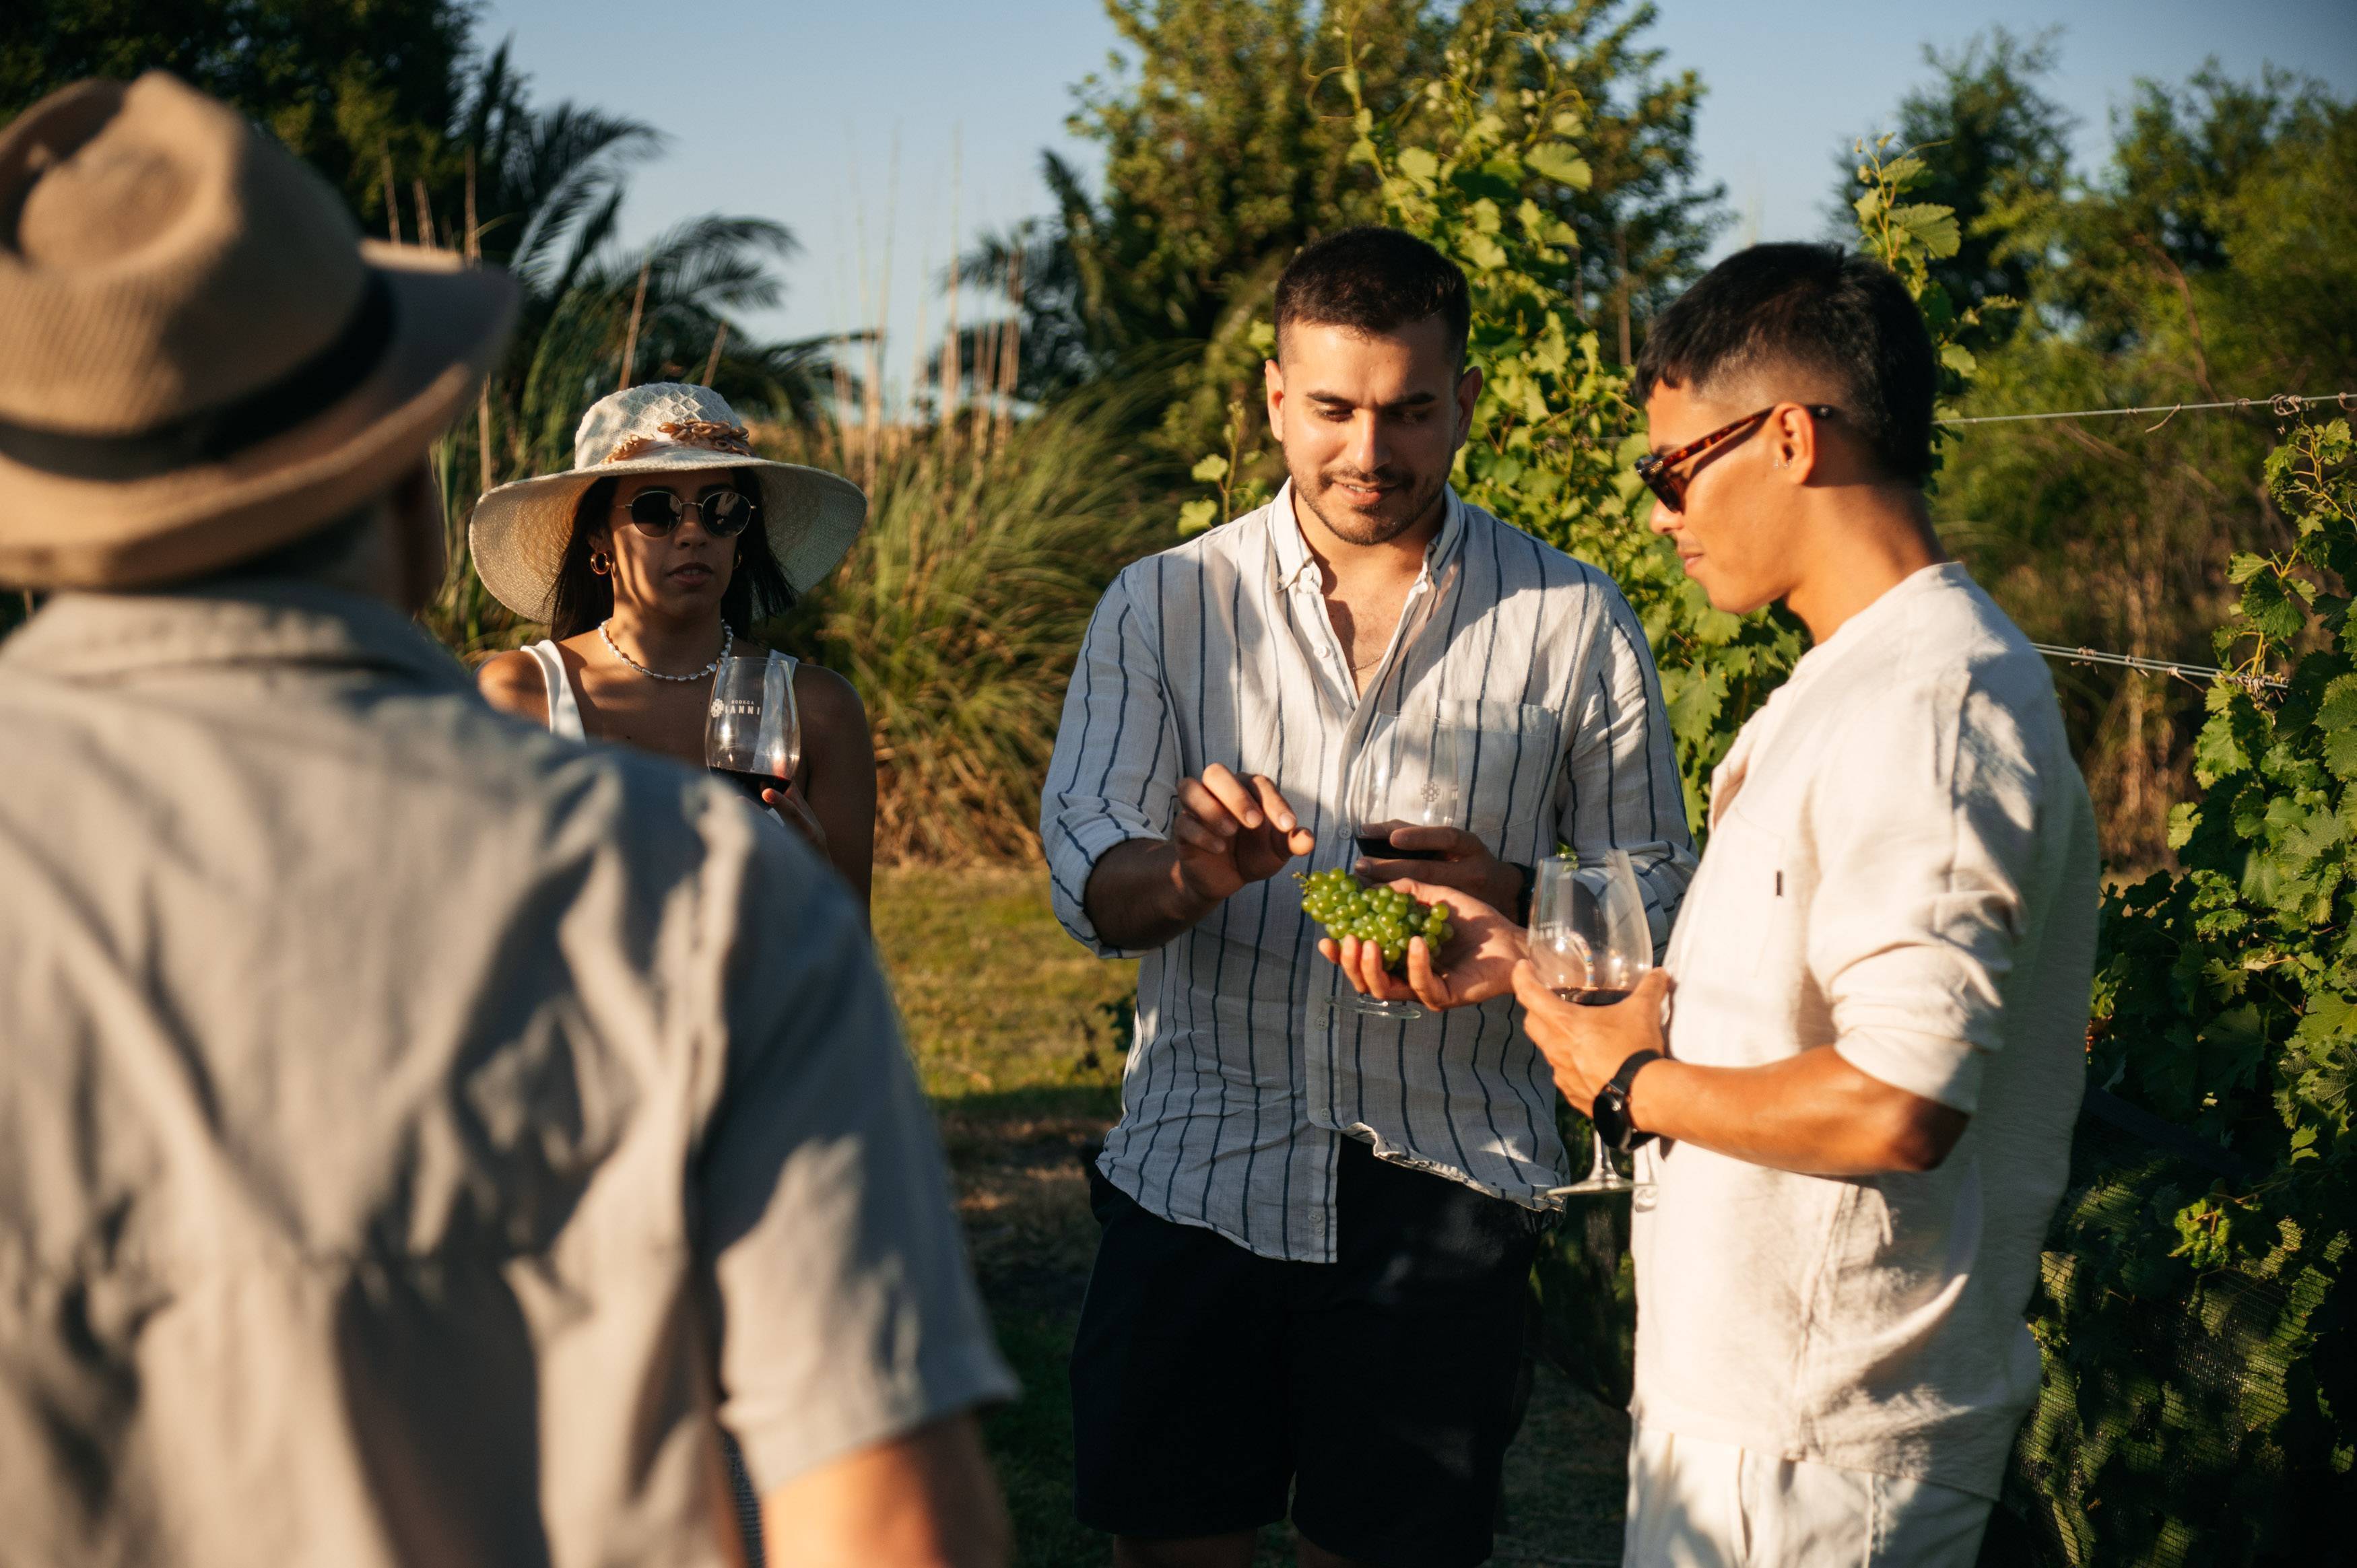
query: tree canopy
[
  {"left": 968, "top": 0, "right": 1723, "bottom": 448},
  {"left": 1, "top": 0, "right": 472, "bottom": 226}
]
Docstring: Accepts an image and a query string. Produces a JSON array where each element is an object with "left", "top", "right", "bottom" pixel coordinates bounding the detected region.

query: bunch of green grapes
[{"left": 1296, "top": 869, "right": 1454, "bottom": 973}]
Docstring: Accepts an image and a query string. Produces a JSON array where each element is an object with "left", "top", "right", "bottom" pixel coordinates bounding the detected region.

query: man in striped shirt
[{"left": 1041, "top": 226, "right": 1694, "bottom": 1568}]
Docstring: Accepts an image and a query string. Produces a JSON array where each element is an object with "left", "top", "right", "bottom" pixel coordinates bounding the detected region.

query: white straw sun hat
[{"left": 467, "top": 382, "right": 867, "bottom": 623}]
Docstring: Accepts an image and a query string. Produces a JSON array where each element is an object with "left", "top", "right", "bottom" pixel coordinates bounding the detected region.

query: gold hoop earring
[{"left": 589, "top": 550, "right": 612, "bottom": 576}]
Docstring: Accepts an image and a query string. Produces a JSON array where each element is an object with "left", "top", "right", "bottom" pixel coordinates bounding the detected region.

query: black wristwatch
[
  {"left": 1510, "top": 860, "right": 1535, "bottom": 926},
  {"left": 1590, "top": 1049, "right": 1662, "bottom": 1154}
]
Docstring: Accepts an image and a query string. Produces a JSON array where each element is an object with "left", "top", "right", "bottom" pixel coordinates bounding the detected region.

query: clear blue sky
[{"left": 475, "top": 0, "right": 2357, "bottom": 398}]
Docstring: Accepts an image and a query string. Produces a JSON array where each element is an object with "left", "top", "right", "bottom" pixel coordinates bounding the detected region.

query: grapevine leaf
[
  {"left": 2320, "top": 675, "right": 2357, "bottom": 780},
  {"left": 2239, "top": 569, "right": 2306, "bottom": 644},
  {"left": 1890, "top": 203, "right": 1962, "bottom": 259},
  {"left": 1525, "top": 143, "right": 1592, "bottom": 189}
]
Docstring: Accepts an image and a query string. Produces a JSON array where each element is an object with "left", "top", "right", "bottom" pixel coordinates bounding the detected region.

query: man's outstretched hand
[
  {"left": 1080, "top": 764, "right": 1314, "bottom": 953},
  {"left": 1175, "top": 764, "right": 1317, "bottom": 902},
  {"left": 1317, "top": 878, "right": 1529, "bottom": 1012}
]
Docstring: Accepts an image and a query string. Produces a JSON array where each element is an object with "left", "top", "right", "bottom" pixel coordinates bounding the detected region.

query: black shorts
[{"left": 1070, "top": 1135, "right": 1548, "bottom": 1568}]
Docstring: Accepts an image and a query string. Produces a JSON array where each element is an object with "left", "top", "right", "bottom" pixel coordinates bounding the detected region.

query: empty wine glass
[
  {"left": 1529, "top": 850, "right": 1656, "bottom": 1197},
  {"left": 1337, "top": 715, "right": 1467, "bottom": 1021},
  {"left": 705, "top": 652, "right": 800, "bottom": 808}
]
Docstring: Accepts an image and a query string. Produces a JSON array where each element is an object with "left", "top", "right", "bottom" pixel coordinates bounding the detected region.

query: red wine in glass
[
  {"left": 706, "top": 653, "right": 801, "bottom": 816},
  {"left": 1530, "top": 850, "right": 1655, "bottom": 1197},
  {"left": 715, "top": 766, "right": 791, "bottom": 806},
  {"left": 1355, "top": 825, "right": 1449, "bottom": 861},
  {"left": 1552, "top": 986, "right": 1633, "bottom": 1007}
]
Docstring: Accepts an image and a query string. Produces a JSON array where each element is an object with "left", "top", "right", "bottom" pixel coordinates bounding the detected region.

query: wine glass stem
[{"left": 1588, "top": 1130, "right": 1618, "bottom": 1185}]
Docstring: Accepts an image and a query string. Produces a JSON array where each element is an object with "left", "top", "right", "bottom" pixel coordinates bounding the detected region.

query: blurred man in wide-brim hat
[{"left": 0, "top": 72, "right": 1011, "bottom": 1568}]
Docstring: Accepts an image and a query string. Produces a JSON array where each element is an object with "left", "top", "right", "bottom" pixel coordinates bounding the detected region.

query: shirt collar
[
  {"left": 1265, "top": 479, "right": 1468, "bottom": 589},
  {"left": 0, "top": 578, "right": 479, "bottom": 696},
  {"left": 1785, "top": 560, "right": 1974, "bottom": 687}
]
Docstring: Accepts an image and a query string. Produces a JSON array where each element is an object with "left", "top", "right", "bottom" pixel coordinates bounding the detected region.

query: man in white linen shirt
[
  {"left": 1331, "top": 243, "right": 2098, "bottom": 1567},
  {"left": 1040, "top": 227, "right": 1694, "bottom": 1568}
]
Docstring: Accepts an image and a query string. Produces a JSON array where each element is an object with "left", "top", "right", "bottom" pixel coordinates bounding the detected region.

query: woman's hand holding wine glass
[{"left": 706, "top": 651, "right": 829, "bottom": 848}]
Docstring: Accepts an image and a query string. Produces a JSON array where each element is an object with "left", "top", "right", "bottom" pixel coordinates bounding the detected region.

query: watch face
[{"left": 1591, "top": 1087, "right": 1629, "bottom": 1152}]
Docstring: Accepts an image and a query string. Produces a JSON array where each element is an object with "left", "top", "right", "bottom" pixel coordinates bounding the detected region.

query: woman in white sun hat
[{"left": 473, "top": 381, "right": 877, "bottom": 912}]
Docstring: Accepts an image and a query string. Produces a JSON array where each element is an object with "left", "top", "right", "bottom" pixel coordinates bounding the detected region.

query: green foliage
[
  {"left": 993, "top": 0, "right": 1721, "bottom": 437},
  {"left": 764, "top": 397, "right": 1170, "bottom": 864},
  {"left": 1937, "top": 75, "right": 2356, "bottom": 868},
  {"left": 1259, "top": 18, "right": 1791, "bottom": 825},
  {"left": 1849, "top": 133, "right": 2018, "bottom": 450},
  {"left": 1, "top": 0, "right": 471, "bottom": 224},
  {"left": 1828, "top": 28, "right": 2071, "bottom": 341},
  {"left": 1989, "top": 417, "right": 2357, "bottom": 1564}
]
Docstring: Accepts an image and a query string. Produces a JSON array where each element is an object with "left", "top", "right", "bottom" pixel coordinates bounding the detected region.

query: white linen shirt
[
  {"left": 1631, "top": 561, "right": 2099, "bottom": 1500},
  {"left": 1042, "top": 484, "right": 1695, "bottom": 1263}
]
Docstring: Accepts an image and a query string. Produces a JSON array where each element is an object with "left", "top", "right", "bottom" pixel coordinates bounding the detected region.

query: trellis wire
[
  {"left": 2032, "top": 642, "right": 2284, "bottom": 693},
  {"left": 1938, "top": 390, "right": 2354, "bottom": 429},
  {"left": 1930, "top": 390, "right": 2346, "bottom": 690}
]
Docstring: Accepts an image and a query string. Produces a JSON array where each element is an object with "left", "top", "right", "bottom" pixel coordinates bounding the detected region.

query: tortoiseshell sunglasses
[{"left": 1632, "top": 403, "right": 1841, "bottom": 512}]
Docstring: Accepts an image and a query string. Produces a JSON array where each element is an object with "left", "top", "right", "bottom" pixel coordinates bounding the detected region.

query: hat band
[{"left": 0, "top": 272, "right": 397, "bottom": 483}]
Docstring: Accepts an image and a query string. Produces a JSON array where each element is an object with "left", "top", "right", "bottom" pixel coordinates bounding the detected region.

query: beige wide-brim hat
[
  {"left": 467, "top": 382, "right": 867, "bottom": 623},
  {"left": 0, "top": 73, "right": 517, "bottom": 590}
]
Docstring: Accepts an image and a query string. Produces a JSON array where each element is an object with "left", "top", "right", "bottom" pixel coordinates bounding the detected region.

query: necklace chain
[{"left": 601, "top": 619, "right": 733, "bottom": 683}]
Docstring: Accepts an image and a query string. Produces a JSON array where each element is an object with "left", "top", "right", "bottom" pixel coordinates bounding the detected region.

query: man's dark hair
[
  {"left": 1634, "top": 243, "right": 1937, "bottom": 485},
  {"left": 1274, "top": 226, "right": 1471, "bottom": 366}
]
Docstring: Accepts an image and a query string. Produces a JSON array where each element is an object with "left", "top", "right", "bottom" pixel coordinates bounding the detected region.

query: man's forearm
[
  {"left": 761, "top": 1412, "right": 1008, "bottom": 1568},
  {"left": 1084, "top": 838, "right": 1222, "bottom": 951},
  {"left": 1626, "top": 1045, "right": 1968, "bottom": 1176}
]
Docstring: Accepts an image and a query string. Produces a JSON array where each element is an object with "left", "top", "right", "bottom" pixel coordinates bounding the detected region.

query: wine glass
[
  {"left": 705, "top": 652, "right": 800, "bottom": 807},
  {"left": 1338, "top": 715, "right": 1466, "bottom": 1021},
  {"left": 1529, "top": 850, "right": 1656, "bottom": 1197}
]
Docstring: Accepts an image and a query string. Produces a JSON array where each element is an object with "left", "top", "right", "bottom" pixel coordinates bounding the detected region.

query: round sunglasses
[
  {"left": 618, "top": 484, "right": 758, "bottom": 538},
  {"left": 1632, "top": 403, "right": 1841, "bottom": 512}
]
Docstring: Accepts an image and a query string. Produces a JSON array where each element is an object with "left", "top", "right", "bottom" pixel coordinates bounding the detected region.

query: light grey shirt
[
  {"left": 1042, "top": 485, "right": 1696, "bottom": 1263},
  {"left": 0, "top": 583, "right": 1015, "bottom": 1568},
  {"left": 1632, "top": 563, "right": 2098, "bottom": 1498}
]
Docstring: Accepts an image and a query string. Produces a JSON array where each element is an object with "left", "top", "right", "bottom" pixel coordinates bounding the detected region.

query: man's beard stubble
[{"left": 1289, "top": 457, "right": 1449, "bottom": 547}]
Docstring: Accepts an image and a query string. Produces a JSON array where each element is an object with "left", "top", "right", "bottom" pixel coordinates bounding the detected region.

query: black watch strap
[
  {"left": 1602, "top": 1048, "right": 1663, "bottom": 1153},
  {"left": 1510, "top": 860, "right": 1535, "bottom": 926}
]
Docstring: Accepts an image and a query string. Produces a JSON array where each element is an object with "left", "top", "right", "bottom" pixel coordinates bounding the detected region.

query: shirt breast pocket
[
  {"left": 1437, "top": 697, "right": 1560, "bottom": 853},
  {"left": 1671, "top": 807, "right": 1789, "bottom": 984}
]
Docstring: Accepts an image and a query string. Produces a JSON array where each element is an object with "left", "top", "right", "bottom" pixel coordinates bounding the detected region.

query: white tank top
[{"left": 522, "top": 640, "right": 796, "bottom": 740}]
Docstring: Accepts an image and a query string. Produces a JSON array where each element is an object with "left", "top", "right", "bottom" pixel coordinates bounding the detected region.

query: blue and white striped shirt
[{"left": 1041, "top": 484, "right": 1696, "bottom": 1262}]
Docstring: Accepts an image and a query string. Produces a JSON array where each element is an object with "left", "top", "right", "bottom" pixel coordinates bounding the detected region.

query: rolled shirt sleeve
[
  {"left": 1812, "top": 671, "right": 2043, "bottom": 1114},
  {"left": 1555, "top": 579, "right": 1698, "bottom": 955},
  {"left": 695, "top": 828, "right": 1018, "bottom": 1494},
  {"left": 1040, "top": 567, "right": 1178, "bottom": 957}
]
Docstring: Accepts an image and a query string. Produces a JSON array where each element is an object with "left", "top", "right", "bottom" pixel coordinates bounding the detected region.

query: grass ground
[{"left": 875, "top": 864, "right": 1630, "bottom": 1568}]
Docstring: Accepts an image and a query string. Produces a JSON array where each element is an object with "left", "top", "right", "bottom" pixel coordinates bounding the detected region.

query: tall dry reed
[{"left": 762, "top": 388, "right": 1171, "bottom": 863}]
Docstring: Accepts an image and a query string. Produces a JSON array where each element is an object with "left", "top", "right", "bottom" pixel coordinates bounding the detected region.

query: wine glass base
[
  {"left": 1350, "top": 996, "right": 1425, "bottom": 1021},
  {"left": 1545, "top": 1178, "right": 1655, "bottom": 1198}
]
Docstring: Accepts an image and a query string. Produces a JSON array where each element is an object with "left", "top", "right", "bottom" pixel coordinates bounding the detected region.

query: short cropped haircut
[
  {"left": 1634, "top": 243, "right": 1937, "bottom": 485},
  {"left": 1274, "top": 226, "right": 1471, "bottom": 366}
]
